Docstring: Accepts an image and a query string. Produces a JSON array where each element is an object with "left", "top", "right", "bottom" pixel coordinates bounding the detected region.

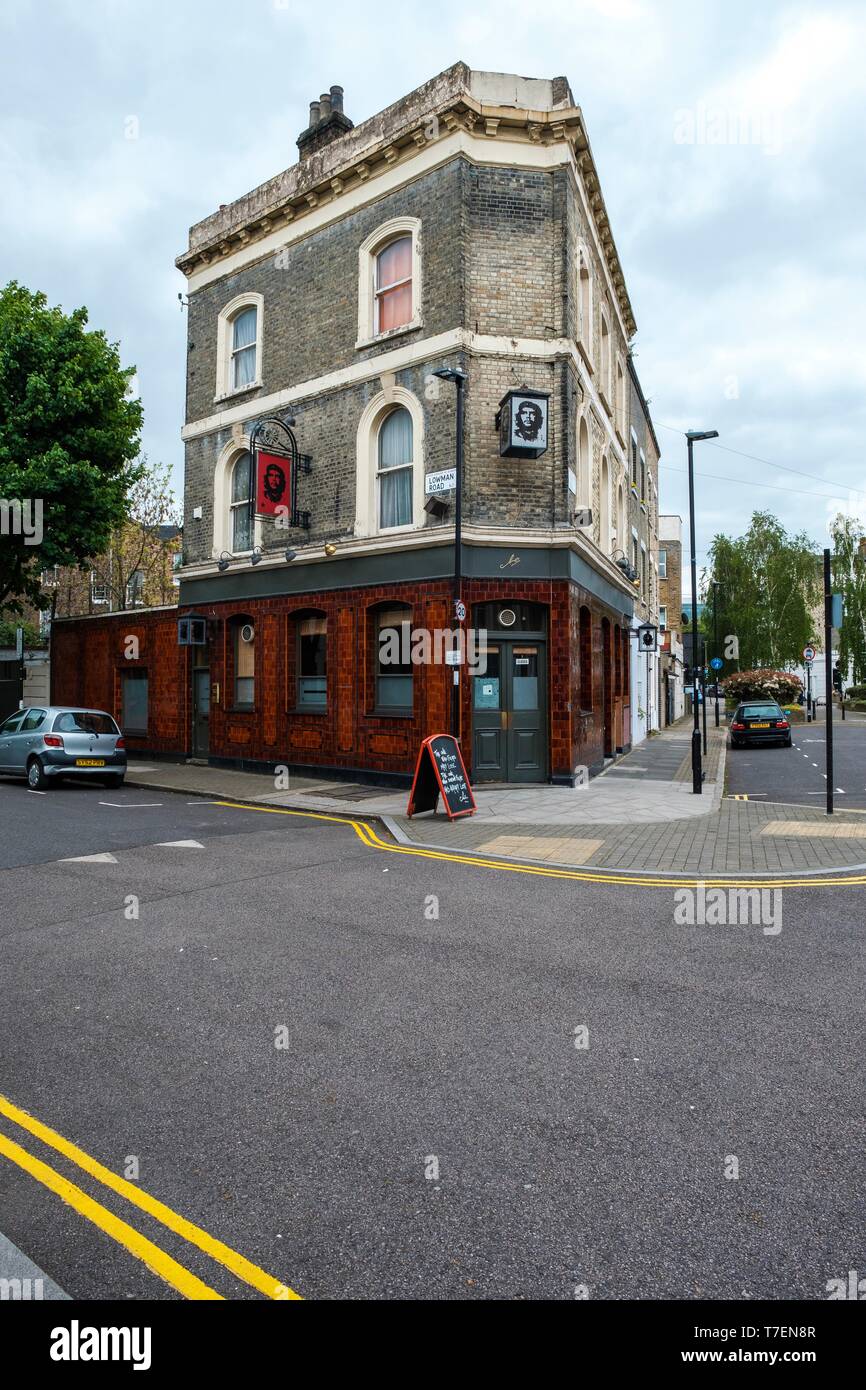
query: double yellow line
[
  {"left": 0, "top": 1093, "right": 300, "bottom": 1300},
  {"left": 217, "top": 801, "right": 866, "bottom": 890}
]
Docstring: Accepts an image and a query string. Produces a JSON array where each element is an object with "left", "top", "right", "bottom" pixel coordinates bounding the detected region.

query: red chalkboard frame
[{"left": 406, "top": 734, "right": 477, "bottom": 820}]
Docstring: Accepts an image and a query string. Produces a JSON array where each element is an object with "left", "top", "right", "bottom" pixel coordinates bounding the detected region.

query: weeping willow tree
[
  {"left": 704, "top": 512, "right": 820, "bottom": 670},
  {"left": 830, "top": 514, "right": 866, "bottom": 685}
]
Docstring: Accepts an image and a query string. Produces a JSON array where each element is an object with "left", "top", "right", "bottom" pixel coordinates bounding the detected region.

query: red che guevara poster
[{"left": 256, "top": 451, "right": 291, "bottom": 517}]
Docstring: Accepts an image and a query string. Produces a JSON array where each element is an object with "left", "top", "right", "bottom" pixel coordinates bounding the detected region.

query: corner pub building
[{"left": 53, "top": 63, "right": 662, "bottom": 787}]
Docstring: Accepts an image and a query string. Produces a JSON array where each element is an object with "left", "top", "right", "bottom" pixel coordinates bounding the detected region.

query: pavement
[{"left": 121, "top": 717, "right": 866, "bottom": 878}]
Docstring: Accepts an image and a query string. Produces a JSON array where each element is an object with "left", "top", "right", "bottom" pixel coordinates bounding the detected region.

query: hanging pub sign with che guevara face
[
  {"left": 255, "top": 450, "right": 291, "bottom": 517},
  {"left": 496, "top": 386, "right": 550, "bottom": 459}
]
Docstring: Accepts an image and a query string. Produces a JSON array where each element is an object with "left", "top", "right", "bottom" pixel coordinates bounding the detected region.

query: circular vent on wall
[
  {"left": 240, "top": 623, "right": 255, "bottom": 643},
  {"left": 498, "top": 608, "right": 517, "bottom": 628}
]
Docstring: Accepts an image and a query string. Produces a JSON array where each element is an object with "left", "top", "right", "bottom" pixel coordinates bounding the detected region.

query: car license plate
[
  {"left": 75, "top": 758, "right": 105, "bottom": 766},
  {"left": 751, "top": 722, "right": 770, "bottom": 729}
]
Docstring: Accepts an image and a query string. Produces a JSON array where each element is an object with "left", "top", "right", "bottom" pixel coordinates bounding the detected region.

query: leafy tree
[
  {"left": 0, "top": 281, "right": 143, "bottom": 613},
  {"left": 87, "top": 457, "right": 181, "bottom": 611},
  {"left": 704, "top": 512, "right": 820, "bottom": 669},
  {"left": 830, "top": 513, "right": 866, "bottom": 686}
]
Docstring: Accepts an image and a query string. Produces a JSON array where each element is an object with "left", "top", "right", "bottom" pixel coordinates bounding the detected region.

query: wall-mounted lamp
[
  {"left": 250, "top": 547, "right": 264, "bottom": 566},
  {"left": 324, "top": 543, "right": 338, "bottom": 557},
  {"left": 284, "top": 548, "right": 297, "bottom": 563},
  {"left": 217, "top": 550, "right": 233, "bottom": 572}
]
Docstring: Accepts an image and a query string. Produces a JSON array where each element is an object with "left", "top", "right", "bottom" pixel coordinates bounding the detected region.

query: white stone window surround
[
  {"left": 354, "top": 384, "right": 425, "bottom": 538},
  {"left": 212, "top": 439, "right": 262, "bottom": 559},
  {"left": 215, "top": 292, "right": 264, "bottom": 403},
  {"left": 356, "top": 217, "right": 423, "bottom": 350}
]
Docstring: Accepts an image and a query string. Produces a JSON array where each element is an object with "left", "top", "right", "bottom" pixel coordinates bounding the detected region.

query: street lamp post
[
  {"left": 433, "top": 367, "right": 468, "bottom": 740},
  {"left": 712, "top": 579, "right": 720, "bottom": 728},
  {"left": 686, "top": 429, "right": 719, "bottom": 793}
]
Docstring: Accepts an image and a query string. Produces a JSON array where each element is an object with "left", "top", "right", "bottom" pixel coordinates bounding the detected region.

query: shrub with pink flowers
[{"left": 721, "top": 668, "right": 803, "bottom": 704}]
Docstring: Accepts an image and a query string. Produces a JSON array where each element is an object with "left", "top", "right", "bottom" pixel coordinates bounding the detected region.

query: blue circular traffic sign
[{"left": 710, "top": 657, "right": 724, "bottom": 670}]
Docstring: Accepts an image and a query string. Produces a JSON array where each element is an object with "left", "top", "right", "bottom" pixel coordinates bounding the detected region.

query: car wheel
[
  {"left": 103, "top": 774, "right": 124, "bottom": 789},
  {"left": 784, "top": 737, "right": 792, "bottom": 747},
  {"left": 27, "top": 757, "right": 49, "bottom": 791}
]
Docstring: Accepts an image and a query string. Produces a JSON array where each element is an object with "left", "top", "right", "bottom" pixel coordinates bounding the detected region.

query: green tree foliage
[
  {"left": 705, "top": 511, "right": 820, "bottom": 669},
  {"left": 830, "top": 514, "right": 866, "bottom": 686},
  {"left": 0, "top": 282, "right": 143, "bottom": 612}
]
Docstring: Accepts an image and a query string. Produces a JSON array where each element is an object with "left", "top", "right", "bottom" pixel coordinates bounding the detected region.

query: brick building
[
  {"left": 658, "top": 515, "right": 685, "bottom": 726},
  {"left": 53, "top": 63, "right": 662, "bottom": 785}
]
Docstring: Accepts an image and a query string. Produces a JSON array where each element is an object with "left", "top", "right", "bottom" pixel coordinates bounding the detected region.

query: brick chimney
[{"left": 297, "top": 84, "right": 353, "bottom": 159}]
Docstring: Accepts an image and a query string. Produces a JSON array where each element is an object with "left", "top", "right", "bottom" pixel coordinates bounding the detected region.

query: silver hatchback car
[{"left": 0, "top": 706, "right": 127, "bottom": 790}]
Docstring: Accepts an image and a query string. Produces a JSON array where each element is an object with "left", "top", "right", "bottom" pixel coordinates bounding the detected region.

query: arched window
[
  {"left": 577, "top": 415, "right": 591, "bottom": 506},
  {"left": 599, "top": 455, "right": 610, "bottom": 553},
  {"left": 600, "top": 311, "right": 611, "bottom": 403},
  {"left": 616, "top": 480, "right": 625, "bottom": 549},
  {"left": 615, "top": 359, "right": 625, "bottom": 437},
  {"left": 578, "top": 245, "right": 593, "bottom": 355},
  {"left": 375, "top": 236, "right": 412, "bottom": 334},
  {"left": 216, "top": 293, "right": 263, "bottom": 399},
  {"left": 357, "top": 217, "right": 422, "bottom": 345},
  {"left": 377, "top": 408, "right": 414, "bottom": 530},
  {"left": 231, "top": 616, "right": 255, "bottom": 708},
  {"left": 230, "top": 452, "right": 252, "bottom": 552},
  {"left": 375, "top": 603, "right": 413, "bottom": 712},
  {"left": 296, "top": 613, "right": 327, "bottom": 709},
  {"left": 231, "top": 307, "right": 257, "bottom": 390}
]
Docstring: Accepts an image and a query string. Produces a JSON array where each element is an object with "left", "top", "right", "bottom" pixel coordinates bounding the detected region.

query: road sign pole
[
  {"left": 823, "top": 549, "right": 833, "bottom": 816},
  {"left": 701, "top": 638, "right": 708, "bottom": 756}
]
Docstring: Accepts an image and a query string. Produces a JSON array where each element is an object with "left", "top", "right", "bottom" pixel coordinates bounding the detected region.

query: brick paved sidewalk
[{"left": 124, "top": 723, "right": 866, "bottom": 876}]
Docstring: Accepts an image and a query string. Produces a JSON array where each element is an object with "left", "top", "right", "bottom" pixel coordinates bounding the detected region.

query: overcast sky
[{"left": 3, "top": 0, "right": 864, "bottom": 594}]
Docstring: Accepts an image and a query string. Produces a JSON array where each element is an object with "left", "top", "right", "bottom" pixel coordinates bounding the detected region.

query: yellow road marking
[
  {"left": 0, "top": 1131, "right": 221, "bottom": 1300},
  {"left": 217, "top": 801, "right": 866, "bottom": 890},
  {"left": 0, "top": 1094, "right": 300, "bottom": 1301}
]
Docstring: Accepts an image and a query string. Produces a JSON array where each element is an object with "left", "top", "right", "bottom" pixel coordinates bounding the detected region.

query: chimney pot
[
  {"left": 308, "top": 100, "right": 320, "bottom": 126},
  {"left": 319, "top": 92, "right": 332, "bottom": 120},
  {"left": 330, "top": 84, "right": 344, "bottom": 114}
]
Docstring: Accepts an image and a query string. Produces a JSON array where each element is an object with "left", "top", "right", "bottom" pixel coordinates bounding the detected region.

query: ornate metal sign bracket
[{"left": 248, "top": 414, "right": 311, "bottom": 532}]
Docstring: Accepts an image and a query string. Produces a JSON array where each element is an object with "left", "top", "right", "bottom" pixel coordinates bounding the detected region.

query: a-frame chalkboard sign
[{"left": 406, "top": 734, "right": 477, "bottom": 820}]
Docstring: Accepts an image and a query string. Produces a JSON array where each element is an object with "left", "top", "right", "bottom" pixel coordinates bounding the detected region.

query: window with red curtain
[{"left": 375, "top": 236, "right": 412, "bottom": 333}]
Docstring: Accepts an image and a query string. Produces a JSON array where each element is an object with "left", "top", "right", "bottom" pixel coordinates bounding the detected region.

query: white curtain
[
  {"left": 232, "top": 308, "right": 257, "bottom": 388},
  {"left": 378, "top": 409, "right": 413, "bottom": 528}
]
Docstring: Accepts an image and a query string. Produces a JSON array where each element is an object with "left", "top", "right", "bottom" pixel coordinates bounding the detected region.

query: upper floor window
[
  {"left": 615, "top": 359, "right": 625, "bottom": 438},
  {"left": 230, "top": 451, "right": 252, "bottom": 552},
  {"left": 577, "top": 244, "right": 593, "bottom": 357},
  {"left": 231, "top": 307, "right": 257, "bottom": 390},
  {"left": 216, "top": 293, "right": 263, "bottom": 400},
  {"left": 659, "top": 606, "right": 667, "bottom": 631},
  {"left": 377, "top": 408, "right": 414, "bottom": 530},
  {"left": 375, "top": 237, "right": 412, "bottom": 334},
  {"left": 126, "top": 570, "right": 144, "bottom": 608},
  {"left": 658, "top": 549, "right": 667, "bottom": 579},
  {"left": 630, "top": 430, "right": 638, "bottom": 487},
  {"left": 91, "top": 575, "right": 108, "bottom": 605},
  {"left": 357, "top": 217, "right": 422, "bottom": 346},
  {"left": 600, "top": 311, "right": 611, "bottom": 405},
  {"left": 640, "top": 450, "right": 646, "bottom": 502}
]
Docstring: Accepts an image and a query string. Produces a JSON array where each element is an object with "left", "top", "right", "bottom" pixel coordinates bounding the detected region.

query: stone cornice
[{"left": 176, "top": 65, "right": 637, "bottom": 339}]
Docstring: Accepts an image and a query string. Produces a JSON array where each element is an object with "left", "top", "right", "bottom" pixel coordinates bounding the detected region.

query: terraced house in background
[{"left": 53, "top": 62, "right": 660, "bottom": 785}]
